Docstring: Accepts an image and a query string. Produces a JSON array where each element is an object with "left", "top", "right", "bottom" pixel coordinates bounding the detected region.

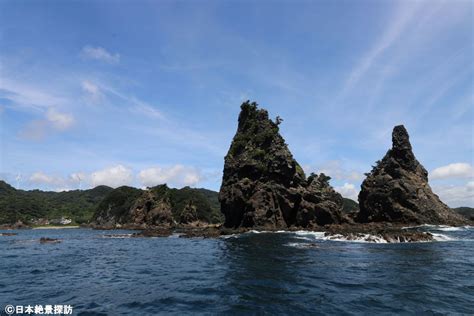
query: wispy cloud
[
  {"left": 81, "top": 80, "right": 104, "bottom": 104},
  {"left": 80, "top": 45, "right": 120, "bottom": 64},
  {"left": 342, "top": 2, "right": 421, "bottom": 96},
  {"left": 45, "top": 108, "right": 74, "bottom": 130},
  {"left": 0, "top": 78, "right": 66, "bottom": 112},
  {"left": 19, "top": 107, "right": 75, "bottom": 140}
]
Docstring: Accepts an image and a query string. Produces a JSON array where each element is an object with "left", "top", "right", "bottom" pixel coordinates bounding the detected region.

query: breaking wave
[
  {"left": 227, "top": 228, "right": 472, "bottom": 244},
  {"left": 402, "top": 224, "right": 473, "bottom": 232}
]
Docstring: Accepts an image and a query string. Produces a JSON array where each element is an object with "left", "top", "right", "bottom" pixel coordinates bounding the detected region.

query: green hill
[
  {"left": 452, "top": 207, "right": 474, "bottom": 221},
  {"left": 342, "top": 198, "right": 359, "bottom": 213},
  {"left": 93, "top": 184, "right": 223, "bottom": 225},
  {"left": 0, "top": 180, "right": 113, "bottom": 224}
]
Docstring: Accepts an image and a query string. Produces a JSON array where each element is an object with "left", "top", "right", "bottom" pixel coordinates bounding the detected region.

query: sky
[{"left": 0, "top": 0, "right": 473, "bottom": 207}]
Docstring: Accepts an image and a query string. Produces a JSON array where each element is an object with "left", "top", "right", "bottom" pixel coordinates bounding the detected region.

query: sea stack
[
  {"left": 219, "top": 101, "right": 346, "bottom": 229},
  {"left": 357, "top": 125, "right": 466, "bottom": 225}
]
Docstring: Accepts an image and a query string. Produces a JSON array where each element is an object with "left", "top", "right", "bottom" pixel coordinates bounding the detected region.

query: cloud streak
[{"left": 80, "top": 46, "right": 120, "bottom": 64}]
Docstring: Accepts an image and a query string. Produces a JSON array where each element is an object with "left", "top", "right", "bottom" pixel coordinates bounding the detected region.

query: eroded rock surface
[
  {"left": 219, "top": 101, "right": 346, "bottom": 229},
  {"left": 357, "top": 125, "right": 466, "bottom": 225},
  {"left": 130, "top": 190, "right": 174, "bottom": 226}
]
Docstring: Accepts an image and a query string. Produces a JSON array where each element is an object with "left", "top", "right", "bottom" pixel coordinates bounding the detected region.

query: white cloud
[
  {"left": 431, "top": 163, "right": 474, "bottom": 180},
  {"left": 334, "top": 183, "right": 359, "bottom": 201},
  {"left": 80, "top": 46, "right": 120, "bottom": 64},
  {"left": 69, "top": 172, "right": 86, "bottom": 183},
  {"left": 91, "top": 165, "right": 133, "bottom": 188},
  {"left": 432, "top": 181, "right": 474, "bottom": 207},
  {"left": 138, "top": 165, "right": 201, "bottom": 188},
  {"left": 29, "top": 172, "right": 64, "bottom": 187},
  {"left": 306, "top": 160, "right": 364, "bottom": 182},
  {"left": 46, "top": 108, "right": 75, "bottom": 130}
]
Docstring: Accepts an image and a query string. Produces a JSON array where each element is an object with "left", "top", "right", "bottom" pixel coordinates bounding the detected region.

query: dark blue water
[{"left": 1, "top": 227, "right": 473, "bottom": 315}]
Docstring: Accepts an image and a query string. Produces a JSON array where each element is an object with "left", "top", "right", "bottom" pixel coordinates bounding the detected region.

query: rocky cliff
[
  {"left": 219, "top": 101, "right": 346, "bottom": 229},
  {"left": 357, "top": 125, "right": 466, "bottom": 225}
]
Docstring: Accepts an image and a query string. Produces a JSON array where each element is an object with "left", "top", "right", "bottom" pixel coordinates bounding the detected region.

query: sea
[{"left": 1, "top": 226, "right": 473, "bottom": 315}]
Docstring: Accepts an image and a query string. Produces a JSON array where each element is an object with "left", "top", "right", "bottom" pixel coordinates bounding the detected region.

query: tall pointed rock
[
  {"left": 219, "top": 101, "right": 346, "bottom": 229},
  {"left": 357, "top": 125, "right": 466, "bottom": 225}
]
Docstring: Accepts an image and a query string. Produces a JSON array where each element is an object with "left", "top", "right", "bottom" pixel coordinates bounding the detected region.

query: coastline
[
  {"left": 95, "top": 222, "right": 471, "bottom": 242},
  {"left": 32, "top": 226, "right": 80, "bottom": 230}
]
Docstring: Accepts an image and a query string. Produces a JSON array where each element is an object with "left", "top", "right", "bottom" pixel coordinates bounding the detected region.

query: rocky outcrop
[
  {"left": 357, "top": 125, "right": 466, "bottom": 225},
  {"left": 130, "top": 191, "right": 175, "bottom": 226},
  {"left": 219, "top": 101, "right": 346, "bottom": 229},
  {"left": 92, "top": 184, "right": 222, "bottom": 228},
  {"left": 179, "top": 201, "right": 198, "bottom": 224}
]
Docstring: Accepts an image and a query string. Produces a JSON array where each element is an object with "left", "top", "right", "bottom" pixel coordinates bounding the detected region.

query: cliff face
[
  {"left": 219, "top": 101, "right": 346, "bottom": 229},
  {"left": 357, "top": 125, "right": 466, "bottom": 225}
]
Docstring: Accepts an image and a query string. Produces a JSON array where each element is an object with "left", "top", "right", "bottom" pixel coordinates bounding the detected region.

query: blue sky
[{"left": 0, "top": 0, "right": 473, "bottom": 206}]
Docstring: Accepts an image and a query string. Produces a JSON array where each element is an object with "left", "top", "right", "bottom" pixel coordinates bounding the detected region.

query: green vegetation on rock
[
  {"left": 452, "top": 207, "right": 474, "bottom": 221},
  {"left": 92, "top": 184, "right": 223, "bottom": 225},
  {"left": 342, "top": 198, "right": 359, "bottom": 213}
]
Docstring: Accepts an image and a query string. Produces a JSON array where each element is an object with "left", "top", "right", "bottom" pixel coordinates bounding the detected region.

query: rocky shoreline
[{"left": 97, "top": 222, "right": 450, "bottom": 242}]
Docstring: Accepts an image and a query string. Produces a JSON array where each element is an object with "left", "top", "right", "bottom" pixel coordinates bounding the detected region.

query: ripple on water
[{"left": 1, "top": 228, "right": 473, "bottom": 315}]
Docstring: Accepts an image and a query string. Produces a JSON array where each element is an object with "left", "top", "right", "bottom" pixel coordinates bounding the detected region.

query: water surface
[{"left": 1, "top": 227, "right": 473, "bottom": 315}]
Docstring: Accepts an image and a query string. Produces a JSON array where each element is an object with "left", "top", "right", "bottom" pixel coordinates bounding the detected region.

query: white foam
[
  {"left": 402, "top": 224, "right": 473, "bottom": 232},
  {"left": 431, "top": 233, "right": 457, "bottom": 242},
  {"left": 295, "top": 231, "right": 389, "bottom": 243},
  {"left": 285, "top": 242, "right": 319, "bottom": 249},
  {"left": 220, "top": 234, "right": 239, "bottom": 239},
  {"left": 101, "top": 234, "right": 133, "bottom": 238},
  {"left": 294, "top": 231, "right": 326, "bottom": 238}
]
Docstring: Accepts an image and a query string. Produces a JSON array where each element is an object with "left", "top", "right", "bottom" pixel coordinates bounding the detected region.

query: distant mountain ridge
[
  {"left": 0, "top": 180, "right": 223, "bottom": 225},
  {"left": 452, "top": 207, "right": 474, "bottom": 221},
  {"left": 0, "top": 180, "right": 113, "bottom": 224}
]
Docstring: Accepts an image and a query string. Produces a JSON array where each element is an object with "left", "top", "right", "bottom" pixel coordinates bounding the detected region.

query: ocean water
[{"left": 1, "top": 227, "right": 473, "bottom": 315}]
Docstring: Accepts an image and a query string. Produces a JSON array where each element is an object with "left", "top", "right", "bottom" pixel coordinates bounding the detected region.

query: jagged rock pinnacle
[
  {"left": 219, "top": 101, "right": 347, "bottom": 229},
  {"left": 357, "top": 125, "right": 466, "bottom": 225},
  {"left": 392, "top": 125, "right": 412, "bottom": 151}
]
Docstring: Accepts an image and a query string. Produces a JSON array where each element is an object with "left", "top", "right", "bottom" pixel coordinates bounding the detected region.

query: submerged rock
[
  {"left": 219, "top": 101, "right": 346, "bottom": 229},
  {"left": 357, "top": 125, "right": 466, "bottom": 225},
  {"left": 39, "top": 237, "right": 61, "bottom": 244}
]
